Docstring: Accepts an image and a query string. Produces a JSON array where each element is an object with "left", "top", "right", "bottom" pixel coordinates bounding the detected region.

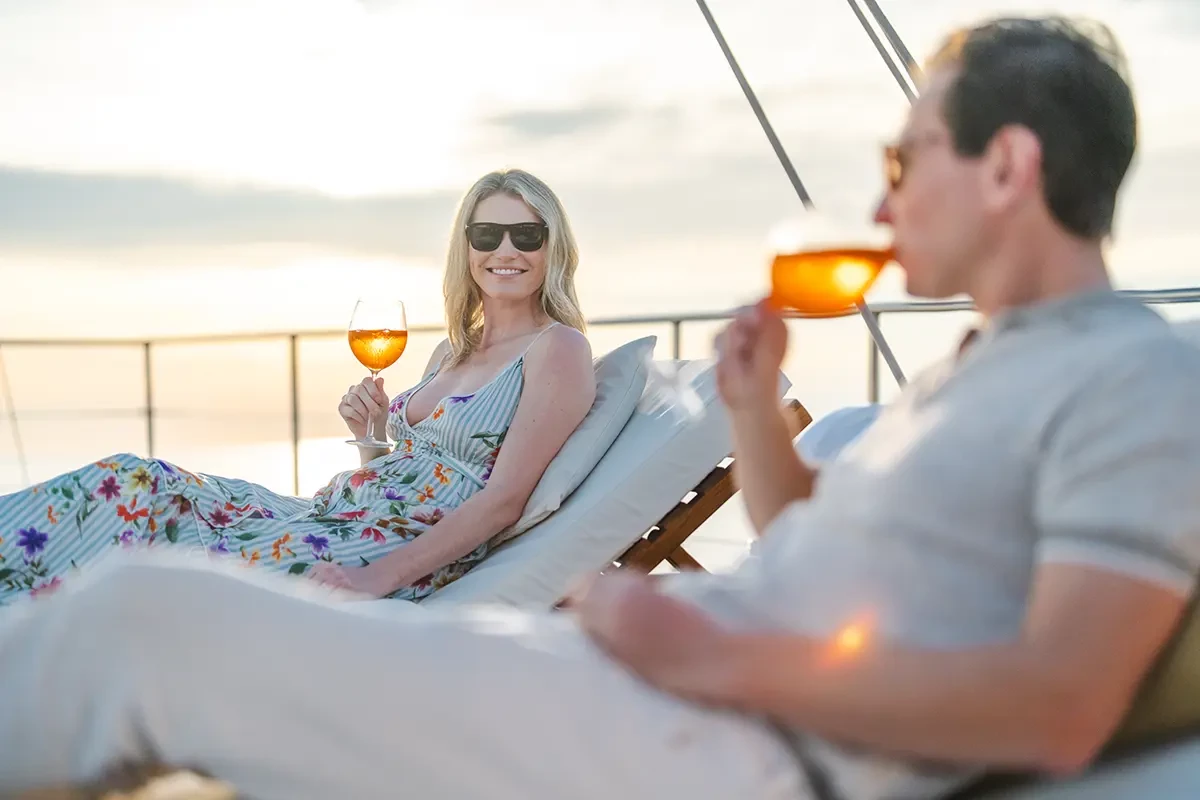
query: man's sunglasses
[
  {"left": 465, "top": 222, "right": 548, "bottom": 253},
  {"left": 883, "top": 131, "right": 950, "bottom": 191},
  {"left": 883, "top": 144, "right": 905, "bottom": 191}
]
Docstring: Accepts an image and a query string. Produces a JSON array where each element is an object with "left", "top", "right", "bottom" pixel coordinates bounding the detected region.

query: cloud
[
  {"left": 0, "top": 166, "right": 459, "bottom": 259},
  {"left": 485, "top": 106, "right": 630, "bottom": 141},
  {"left": 0, "top": 126, "right": 882, "bottom": 269}
]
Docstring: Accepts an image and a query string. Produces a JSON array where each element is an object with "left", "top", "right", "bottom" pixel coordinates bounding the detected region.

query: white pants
[{"left": 0, "top": 555, "right": 809, "bottom": 800}]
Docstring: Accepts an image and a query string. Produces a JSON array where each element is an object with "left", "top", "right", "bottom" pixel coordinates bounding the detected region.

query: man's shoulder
[
  {"left": 1092, "top": 319, "right": 1200, "bottom": 388},
  {"left": 1051, "top": 320, "right": 1200, "bottom": 442}
]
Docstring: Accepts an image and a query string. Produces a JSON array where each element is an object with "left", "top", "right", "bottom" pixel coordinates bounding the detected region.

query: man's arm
[
  {"left": 715, "top": 304, "right": 816, "bottom": 535},
  {"left": 729, "top": 403, "right": 816, "bottom": 536},
  {"left": 589, "top": 337, "right": 1200, "bottom": 774},
  {"left": 716, "top": 563, "right": 1188, "bottom": 774},
  {"left": 719, "top": 342, "right": 1200, "bottom": 773}
]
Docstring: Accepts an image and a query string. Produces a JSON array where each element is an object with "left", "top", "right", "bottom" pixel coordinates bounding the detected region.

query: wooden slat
[
  {"left": 618, "top": 466, "right": 736, "bottom": 572},
  {"left": 666, "top": 546, "right": 704, "bottom": 571},
  {"left": 616, "top": 399, "right": 812, "bottom": 574}
]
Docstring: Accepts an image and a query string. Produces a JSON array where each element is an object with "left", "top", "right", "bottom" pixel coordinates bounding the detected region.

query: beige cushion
[
  {"left": 1109, "top": 607, "right": 1200, "bottom": 749},
  {"left": 425, "top": 360, "right": 792, "bottom": 608},
  {"left": 492, "top": 335, "right": 657, "bottom": 545}
]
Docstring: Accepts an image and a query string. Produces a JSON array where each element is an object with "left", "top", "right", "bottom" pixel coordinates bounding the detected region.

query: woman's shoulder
[
  {"left": 526, "top": 323, "right": 592, "bottom": 368},
  {"left": 520, "top": 324, "right": 596, "bottom": 411},
  {"left": 423, "top": 338, "right": 452, "bottom": 376}
]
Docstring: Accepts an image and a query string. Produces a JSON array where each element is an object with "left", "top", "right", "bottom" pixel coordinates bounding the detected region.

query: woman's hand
[
  {"left": 339, "top": 377, "right": 390, "bottom": 441},
  {"left": 307, "top": 561, "right": 395, "bottom": 598}
]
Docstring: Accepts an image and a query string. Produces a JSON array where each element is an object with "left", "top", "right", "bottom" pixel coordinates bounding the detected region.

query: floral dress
[{"left": 0, "top": 350, "right": 531, "bottom": 607}]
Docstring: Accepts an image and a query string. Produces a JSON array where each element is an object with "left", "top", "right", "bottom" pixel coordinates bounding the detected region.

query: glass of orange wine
[
  {"left": 346, "top": 297, "right": 408, "bottom": 448},
  {"left": 766, "top": 213, "right": 894, "bottom": 316}
]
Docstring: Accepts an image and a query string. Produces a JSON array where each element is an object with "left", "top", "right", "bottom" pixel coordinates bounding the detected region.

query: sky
[
  {"left": 2, "top": 0, "right": 1199, "bottom": 501},
  {"left": 3, "top": 0, "right": 1198, "bottom": 337}
]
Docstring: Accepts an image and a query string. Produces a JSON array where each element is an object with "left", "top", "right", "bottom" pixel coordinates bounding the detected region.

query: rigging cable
[{"left": 693, "top": 0, "right": 913, "bottom": 387}]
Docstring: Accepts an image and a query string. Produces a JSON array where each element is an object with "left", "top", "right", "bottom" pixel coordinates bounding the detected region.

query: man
[{"left": 3, "top": 15, "right": 1200, "bottom": 800}]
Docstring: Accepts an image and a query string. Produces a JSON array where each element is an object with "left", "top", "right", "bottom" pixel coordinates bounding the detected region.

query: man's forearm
[
  {"left": 728, "top": 402, "right": 816, "bottom": 535},
  {"left": 715, "top": 631, "right": 1105, "bottom": 774}
]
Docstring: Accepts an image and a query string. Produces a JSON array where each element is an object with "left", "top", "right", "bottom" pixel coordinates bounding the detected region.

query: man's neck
[{"left": 970, "top": 233, "right": 1112, "bottom": 322}]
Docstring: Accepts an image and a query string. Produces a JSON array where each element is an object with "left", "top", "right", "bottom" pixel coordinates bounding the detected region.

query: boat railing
[{"left": 4, "top": 286, "right": 1200, "bottom": 492}]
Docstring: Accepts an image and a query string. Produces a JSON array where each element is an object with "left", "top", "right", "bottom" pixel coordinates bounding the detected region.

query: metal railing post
[
  {"left": 143, "top": 342, "right": 155, "bottom": 456},
  {"left": 868, "top": 328, "right": 881, "bottom": 404},
  {"left": 0, "top": 344, "right": 30, "bottom": 486},
  {"left": 671, "top": 320, "right": 682, "bottom": 360},
  {"left": 289, "top": 335, "right": 301, "bottom": 496}
]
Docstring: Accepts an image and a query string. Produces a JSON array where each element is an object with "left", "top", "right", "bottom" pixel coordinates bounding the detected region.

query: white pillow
[
  {"left": 426, "top": 359, "right": 793, "bottom": 608},
  {"left": 493, "top": 335, "right": 657, "bottom": 544},
  {"left": 795, "top": 404, "right": 882, "bottom": 466}
]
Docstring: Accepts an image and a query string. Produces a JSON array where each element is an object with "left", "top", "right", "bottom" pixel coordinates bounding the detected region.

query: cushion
[
  {"left": 491, "top": 335, "right": 657, "bottom": 545},
  {"left": 424, "top": 359, "right": 792, "bottom": 608},
  {"left": 1108, "top": 607, "right": 1200, "bottom": 749},
  {"left": 795, "top": 404, "right": 882, "bottom": 466}
]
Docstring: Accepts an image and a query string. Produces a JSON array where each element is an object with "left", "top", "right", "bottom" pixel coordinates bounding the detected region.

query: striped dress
[{"left": 0, "top": 342, "right": 535, "bottom": 607}]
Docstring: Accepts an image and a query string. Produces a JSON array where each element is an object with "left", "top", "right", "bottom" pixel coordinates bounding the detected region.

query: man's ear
[{"left": 979, "top": 124, "right": 1043, "bottom": 212}]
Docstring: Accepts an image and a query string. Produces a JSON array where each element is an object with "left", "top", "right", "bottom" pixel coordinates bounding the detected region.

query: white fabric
[
  {"left": 0, "top": 556, "right": 809, "bottom": 800},
  {"left": 1173, "top": 317, "right": 1200, "bottom": 349},
  {"left": 795, "top": 403, "right": 882, "bottom": 466},
  {"left": 973, "top": 736, "right": 1200, "bottom": 798},
  {"left": 496, "top": 335, "right": 657, "bottom": 543},
  {"left": 424, "top": 359, "right": 791, "bottom": 609}
]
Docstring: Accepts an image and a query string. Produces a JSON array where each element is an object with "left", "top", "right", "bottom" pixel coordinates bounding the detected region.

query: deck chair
[
  {"left": 9, "top": 360, "right": 811, "bottom": 800},
  {"left": 421, "top": 356, "right": 810, "bottom": 609}
]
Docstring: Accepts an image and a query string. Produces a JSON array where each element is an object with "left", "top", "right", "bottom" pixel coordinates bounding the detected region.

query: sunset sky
[
  {"left": 3, "top": 0, "right": 1197, "bottom": 337},
  {"left": 2, "top": 0, "right": 1199, "bottom": 506}
]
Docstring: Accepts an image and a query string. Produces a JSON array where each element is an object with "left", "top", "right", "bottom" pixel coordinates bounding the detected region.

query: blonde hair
[{"left": 442, "top": 169, "right": 586, "bottom": 366}]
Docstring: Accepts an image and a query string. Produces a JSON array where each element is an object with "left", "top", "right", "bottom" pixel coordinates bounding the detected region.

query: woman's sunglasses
[{"left": 465, "top": 222, "right": 548, "bottom": 253}]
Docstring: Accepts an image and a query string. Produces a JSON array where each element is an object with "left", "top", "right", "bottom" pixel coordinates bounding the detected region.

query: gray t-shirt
[{"left": 670, "top": 289, "right": 1200, "bottom": 798}]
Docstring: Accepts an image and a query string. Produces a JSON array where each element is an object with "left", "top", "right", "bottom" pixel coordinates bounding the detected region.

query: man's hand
[
  {"left": 576, "top": 572, "right": 736, "bottom": 706},
  {"left": 715, "top": 301, "right": 788, "bottom": 412}
]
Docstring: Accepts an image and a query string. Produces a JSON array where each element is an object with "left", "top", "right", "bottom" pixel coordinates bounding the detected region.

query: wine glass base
[{"left": 346, "top": 437, "right": 391, "bottom": 449}]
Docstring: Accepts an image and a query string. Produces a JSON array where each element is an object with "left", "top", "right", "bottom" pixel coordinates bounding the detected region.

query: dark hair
[{"left": 929, "top": 17, "right": 1136, "bottom": 239}]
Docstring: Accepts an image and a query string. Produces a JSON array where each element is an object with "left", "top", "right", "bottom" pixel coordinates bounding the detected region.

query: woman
[{"left": 0, "top": 169, "right": 597, "bottom": 606}]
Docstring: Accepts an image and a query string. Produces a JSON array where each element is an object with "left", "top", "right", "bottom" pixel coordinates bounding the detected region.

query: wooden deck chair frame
[{"left": 611, "top": 398, "right": 812, "bottom": 575}]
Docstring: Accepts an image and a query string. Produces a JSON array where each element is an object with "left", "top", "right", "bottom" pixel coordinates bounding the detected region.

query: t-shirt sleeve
[{"left": 1034, "top": 339, "right": 1200, "bottom": 595}]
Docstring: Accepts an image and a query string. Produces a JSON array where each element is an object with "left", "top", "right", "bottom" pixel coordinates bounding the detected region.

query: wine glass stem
[{"left": 367, "top": 370, "right": 380, "bottom": 442}]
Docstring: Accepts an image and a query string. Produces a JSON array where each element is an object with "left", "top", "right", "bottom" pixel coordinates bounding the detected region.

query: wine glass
[
  {"left": 765, "top": 212, "right": 894, "bottom": 316},
  {"left": 645, "top": 211, "right": 896, "bottom": 419},
  {"left": 346, "top": 298, "right": 408, "bottom": 448}
]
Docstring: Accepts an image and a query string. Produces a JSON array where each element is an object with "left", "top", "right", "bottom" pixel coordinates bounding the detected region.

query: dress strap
[
  {"left": 520, "top": 322, "right": 561, "bottom": 358},
  {"left": 424, "top": 340, "right": 452, "bottom": 379}
]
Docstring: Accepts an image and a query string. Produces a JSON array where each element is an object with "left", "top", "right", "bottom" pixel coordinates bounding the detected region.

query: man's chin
[{"left": 902, "top": 274, "right": 954, "bottom": 301}]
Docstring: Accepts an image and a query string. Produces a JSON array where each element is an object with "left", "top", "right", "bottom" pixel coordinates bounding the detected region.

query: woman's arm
[
  {"left": 356, "top": 339, "right": 450, "bottom": 466},
  {"left": 369, "top": 327, "right": 596, "bottom": 592}
]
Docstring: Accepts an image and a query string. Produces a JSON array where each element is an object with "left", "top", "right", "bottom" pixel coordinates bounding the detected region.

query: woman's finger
[
  {"left": 346, "top": 393, "right": 373, "bottom": 420},
  {"left": 370, "top": 378, "right": 388, "bottom": 406},
  {"left": 352, "top": 385, "right": 383, "bottom": 417}
]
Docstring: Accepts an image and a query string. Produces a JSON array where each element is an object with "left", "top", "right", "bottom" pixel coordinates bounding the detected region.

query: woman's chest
[{"left": 404, "top": 355, "right": 521, "bottom": 424}]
